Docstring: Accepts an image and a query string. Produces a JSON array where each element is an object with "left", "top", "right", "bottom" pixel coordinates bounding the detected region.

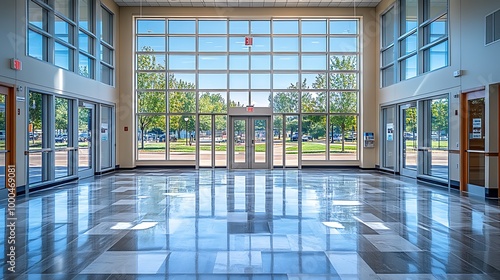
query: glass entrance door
[
  {"left": 230, "top": 116, "right": 271, "bottom": 169},
  {"left": 78, "top": 103, "right": 95, "bottom": 178},
  {"left": 400, "top": 104, "right": 418, "bottom": 177}
]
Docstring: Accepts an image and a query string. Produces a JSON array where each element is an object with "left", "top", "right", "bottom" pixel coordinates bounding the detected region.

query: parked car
[
  {"left": 344, "top": 133, "right": 357, "bottom": 141},
  {"left": 29, "top": 132, "right": 39, "bottom": 140},
  {"left": 291, "top": 133, "right": 312, "bottom": 141},
  {"left": 331, "top": 134, "right": 342, "bottom": 142},
  {"left": 55, "top": 134, "right": 67, "bottom": 143},
  {"left": 159, "top": 134, "right": 177, "bottom": 142},
  {"left": 78, "top": 132, "right": 90, "bottom": 142}
]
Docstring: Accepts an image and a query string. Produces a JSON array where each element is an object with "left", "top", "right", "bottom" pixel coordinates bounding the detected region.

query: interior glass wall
[{"left": 134, "top": 18, "right": 360, "bottom": 166}]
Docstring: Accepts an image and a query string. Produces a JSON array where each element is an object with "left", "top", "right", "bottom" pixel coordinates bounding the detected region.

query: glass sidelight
[
  {"left": 381, "top": 106, "right": 396, "bottom": 170},
  {"left": 400, "top": 103, "right": 418, "bottom": 177},
  {"left": 285, "top": 115, "right": 299, "bottom": 167},
  {"left": 78, "top": 103, "right": 95, "bottom": 178},
  {"left": 198, "top": 114, "right": 228, "bottom": 168},
  {"left": 198, "top": 115, "right": 213, "bottom": 167},
  {"left": 55, "top": 97, "right": 73, "bottom": 179},
  {"left": 100, "top": 105, "right": 114, "bottom": 170},
  {"left": 230, "top": 116, "right": 271, "bottom": 169}
]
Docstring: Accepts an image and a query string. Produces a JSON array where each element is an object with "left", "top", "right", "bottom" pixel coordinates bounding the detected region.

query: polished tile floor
[{"left": 2, "top": 169, "right": 500, "bottom": 279}]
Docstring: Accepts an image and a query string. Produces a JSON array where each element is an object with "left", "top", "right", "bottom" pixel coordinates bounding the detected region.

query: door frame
[
  {"left": 459, "top": 87, "right": 488, "bottom": 194},
  {"left": 228, "top": 115, "right": 272, "bottom": 169},
  {"left": 399, "top": 102, "right": 418, "bottom": 178}
]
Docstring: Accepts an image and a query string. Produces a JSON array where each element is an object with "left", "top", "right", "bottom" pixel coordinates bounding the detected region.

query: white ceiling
[{"left": 114, "top": 0, "right": 381, "bottom": 8}]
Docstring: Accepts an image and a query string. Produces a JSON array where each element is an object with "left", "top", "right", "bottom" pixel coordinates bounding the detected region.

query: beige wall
[{"left": 118, "top": 7, "right": 379, "bottom": 168}]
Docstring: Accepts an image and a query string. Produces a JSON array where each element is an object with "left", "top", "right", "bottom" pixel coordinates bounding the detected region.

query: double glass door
[
  {"left": 394, "top": 97, "right": 449, "bottom": 181},
  {"left": 229, "top": 116, "right": 271, "bottom": 169}
]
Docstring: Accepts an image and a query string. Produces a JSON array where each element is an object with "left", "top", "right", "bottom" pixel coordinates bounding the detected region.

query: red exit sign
[
  {"left": 10, "top": 58, "right": 22, "bottom": 71},
  {"left": 245, "top": 36, "right": 253, "bottom": 46}
]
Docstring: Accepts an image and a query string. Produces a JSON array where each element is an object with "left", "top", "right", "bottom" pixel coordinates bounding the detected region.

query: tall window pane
[
  {"left": 55, "top": 0, "right": 72, "bottom": 19},
  {"left": 55, "top": 42, "right": 71, "bottom": 70},
  {"left": 425, "top": 40, "right": 448, "bottom": 71},
  {"left": 101, "top": 6, "right": 113, "bottom": 44},
  {"left": 382, "top": 7, "right": 395, "bottom": 48},
  {"left": 79, "top": 0, "right": 91, "bottom": 31},
  {"left": 401, "top": 0, "right": 418, "bottom": 34},
  {"left": 424, "top": 0, "right": 448, "bottom": 21},
  {"left": 28, "top": 30, "right": 46, "bottom": 60}
]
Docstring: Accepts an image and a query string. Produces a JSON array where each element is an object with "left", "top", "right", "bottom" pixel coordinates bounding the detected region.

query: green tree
[
  {"left": 198, "top": 92, "right": 227, "bottom": 114},
  {"left": 328, "top": 56, "right": 358, "bottom": 151},
  {"left": 168, "top": 74, "right": 196, "bottom": 139},
  {"left": 286, "top": 116, "right": 299, "bottom": 141},
  {"left": 198, "top": 92, "right": 227, "bottom": 138},
  {"left": 55, "top": 98, "right": 69, "bottom": 139},
  {"left": 136, "top": 47, "right": 167, "bottom": 149},
  {"left": 273, "top": 115, "right": 283, "bottom": 140}
]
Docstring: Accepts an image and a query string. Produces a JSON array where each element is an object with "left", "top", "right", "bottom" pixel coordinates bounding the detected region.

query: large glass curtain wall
[{"left": 135, "top": 18, "right": 360, "bottom": 165}]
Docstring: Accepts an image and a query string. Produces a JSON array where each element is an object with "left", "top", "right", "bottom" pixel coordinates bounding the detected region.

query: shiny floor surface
[{"left": 2, "top": 169, "right": 500, "bottom": 279}]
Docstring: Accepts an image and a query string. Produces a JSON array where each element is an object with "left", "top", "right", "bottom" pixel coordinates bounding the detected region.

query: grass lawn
[
  {"left": 138, "top": 141, "right": 357, "bottom": 154},
  {"left": 405, "top": 140, "right": 448, "bottom": 149}
]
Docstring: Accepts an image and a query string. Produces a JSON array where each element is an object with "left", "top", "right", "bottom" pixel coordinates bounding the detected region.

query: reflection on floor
[{"left": 2, "top": 169, "right": 500, "bottom": 279}]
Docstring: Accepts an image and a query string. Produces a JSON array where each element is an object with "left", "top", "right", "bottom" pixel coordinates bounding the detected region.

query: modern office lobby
[{"left": 1, "top": 0, "right": 500, "bottom": 278}]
